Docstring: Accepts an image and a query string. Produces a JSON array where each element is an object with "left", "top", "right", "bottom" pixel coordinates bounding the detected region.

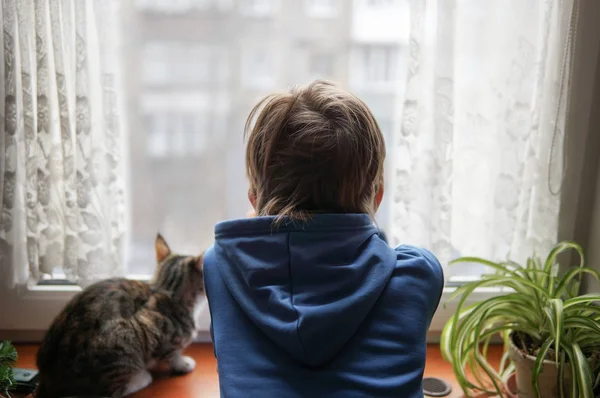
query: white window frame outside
[
  {"left": 241, "top": 48, "right": 277, "bottom": 89},
  {"left": 364, "top": 0, "right": 398, "bottom": 8},
  {"left": 142, "top": 42, "right": 212, "bottom": 86},
  {"left": 305, "top": 0, "right": 339, "bottom": 18},
  {"left": 351, "top": 45, "right": 400, "bottom": 92},
  {"left": 239, "top": 0, "right": 279, "bottom": 17},
  {"left": 145, "top": 113, "right": 169, "bottom": 158},
  {"left": 135, "top": 0, "right": 212, "bottom": 14},
  {"left": 308, "top": 52, "right": 335, "bottom": 80}
]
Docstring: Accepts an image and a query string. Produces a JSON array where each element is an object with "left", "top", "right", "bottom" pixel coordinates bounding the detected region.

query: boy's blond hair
[{"left": 244, "top": 80, "right": 385, "bottom": 221}]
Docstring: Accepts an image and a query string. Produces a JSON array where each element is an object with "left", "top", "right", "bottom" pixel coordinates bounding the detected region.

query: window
[
  {"left": 2, "top": 0, "right": 579, "bottom": 339},
  {"left": 309, "top": 52, "right": 334, "bottom": 79},
  {"left": 352, "top": 45, "right": 399, "bottom": 88},
  {"left": 145, "top": 112, "right": 209, "bottom": 158},
  {"left": 240, "top": 0, "right": 278, "bottom": 17},
  {"left": 241, "top": 48, "right": 276, "bottom": 89},
  {"left": 213, "top": 47, "right": 231, "bottom": 84},
  {"left": 366, "top": 0, "right": 397, "bottom": 7},
  {"left": 142, "top": 42, "right": 214, "bottom": 86},
  {"left": 146, "top": 114, "right": 168, "bottom": 157},
  {"left": 305, "top": 0, "right": 338, "bottom": 18},
  {"left": 141, "top": 44, "right": 170, "bottom": 84},
  {"left": 136, "top": 0, "right": 212, "bottom": 13}
]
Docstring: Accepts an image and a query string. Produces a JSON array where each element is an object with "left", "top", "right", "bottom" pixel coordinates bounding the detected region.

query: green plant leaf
[
  {"left": 571, "top": 343, "right": 594, "bottom": 398},
  {"left": 555, "top": 267, "right": 600, "bottom": 299},
  {"left": 559, "top": 351, "right": 566, "bottom": 398},
  {"left": 544, "top": 299, "right": 564, "bottom": 366},
  {"left": 563, "top": 318, "right": 600, "bottom": 335},
  {"left": 0, "top": 366, "right": 15, "bottom": 398},
  {"left": 440, "top": 310, "right": 456, "bottom": 362},
  {"left": 472, "top": 310, "right": 503, "bottom": 396},
  {"left": 0, "top": 342, "right": 17, "bottom": 368},
  {"left": 501, "top": 361, "right": 515, "bottom": 381},
  {"left": 531, "top": 338, "right": 555, "bottom": 397},
  {"left": 0, "top": 341, "right": 17, "bottom": 398},
  {"left": 441, "top": 241, "right": 600, "bottom": 397},
  {"left": 544, "top": 241, "right": 584, "bottom": 296},
  {"left": 564, "top": 294, "right": 600, "bottom": 309}
]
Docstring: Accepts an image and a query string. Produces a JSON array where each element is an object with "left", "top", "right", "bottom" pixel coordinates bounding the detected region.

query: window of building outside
[
  {"left": 305, "top": 0, "right": 338, "bottom": 18},
  {"left": 241, "top": 49, "right": 276, "bottom": 89},
  {"left": 309, "top": 53, "right": 335, "bottom": 80},
  {"left": 142, "top": 42, "right": 212, "bottom": 86},
  {"left": 366, "top": 0, "right": 398, "bottom": 7},
  {"left": 354, "top": 45, "right": 400, "bottom": 87},
  {"left": 136, "top": 0, "right": 213, "bottom": 13},
  {"left": 240, "top": 0, "right": 279, "bottom": 16}
]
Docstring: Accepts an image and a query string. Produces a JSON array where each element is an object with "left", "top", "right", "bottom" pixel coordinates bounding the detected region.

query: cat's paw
[
  {"left": 123, "top": 370, "right": 153, "bottom": 395},
  {"left": 171, "top": 355, "right": 196, "bottom": 375}
]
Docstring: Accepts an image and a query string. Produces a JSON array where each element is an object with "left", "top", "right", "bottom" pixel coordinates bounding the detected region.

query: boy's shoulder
[
  {"left": 394, "top": 244, "right": 442, "bottom": 268},
  {"left": 386, "top": 245, "right": 444, "bottom": 319},
  {"left": 392, "top": 245, "right": 445, "bottom": 292},
  {"left": 393, "top": 244, "right": 444, "bottom": 273}
]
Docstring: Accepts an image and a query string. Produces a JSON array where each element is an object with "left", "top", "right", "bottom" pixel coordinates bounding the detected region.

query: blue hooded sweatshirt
[{"left": 204, "top": 214, "right": 444, "bottom": 398}]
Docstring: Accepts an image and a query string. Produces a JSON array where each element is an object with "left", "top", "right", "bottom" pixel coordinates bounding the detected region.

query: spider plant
[
  {"left": 0, "top": 341, "right": 17, "bottom": 398},
  {"left": 440, "top": 241, "right": 600, "bottom": 398}
]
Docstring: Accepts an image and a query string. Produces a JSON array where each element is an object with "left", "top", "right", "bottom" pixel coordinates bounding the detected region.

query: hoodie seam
[
  {"left": 215, "top": 224, "right": 374, "bottom": 239},
  {"left": 286, "top": 231, "right": 308, "bottom": 363}
]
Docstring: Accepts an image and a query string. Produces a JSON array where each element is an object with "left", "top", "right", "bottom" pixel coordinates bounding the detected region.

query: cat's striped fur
[{"left": 35, "top": 234, "right": 204, "bottom": 398}]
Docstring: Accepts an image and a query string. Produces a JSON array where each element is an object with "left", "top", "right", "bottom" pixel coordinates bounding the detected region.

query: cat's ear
[
  {"left": 191, "top": 253, "right": 204, "bottom": 272},
  {"left": 155, "top": 233, "right": 171, "bottom": 262}
]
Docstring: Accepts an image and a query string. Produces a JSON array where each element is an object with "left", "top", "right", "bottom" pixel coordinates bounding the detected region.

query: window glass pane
[
  {"left": 122, "top": 0, "right": 558, "bottom": 284},
  {"left": 353, "top": 45, "right": 399, "bottom": 86},
  {"left": 305, "top": 0, "right": 338, "bottom": 17},
  {"left": 242, "top": 48, "right": 276, "bottom": 89},
  {"left": 309, "top": 53, "right": 334, "bottom": 79},
  {"left": 240, "top": 0, "right": 278, "bottom": 16},
  {"left": 125, "top": 1, "right": 409, "bottom": 274}
]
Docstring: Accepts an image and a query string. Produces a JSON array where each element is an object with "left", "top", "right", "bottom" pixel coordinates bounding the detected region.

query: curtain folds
[
  {"left": 391, "top": 0, "right": 572, "bottom": 276},
  {"left": 0, "top": 0, "right": 126, "bottom": 287}
]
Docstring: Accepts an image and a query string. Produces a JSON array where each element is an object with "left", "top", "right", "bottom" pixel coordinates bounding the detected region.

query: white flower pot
[{"left": 507, "top": 334, "right": 570, "bottom": 398}]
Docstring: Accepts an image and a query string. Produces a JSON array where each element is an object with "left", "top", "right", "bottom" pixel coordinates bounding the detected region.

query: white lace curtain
[
  {"left": 0, "top": 0, "right": 126, "bottom": 287},
  {"left": 390, "top": 0, "right": 571, "bottom": 276}
]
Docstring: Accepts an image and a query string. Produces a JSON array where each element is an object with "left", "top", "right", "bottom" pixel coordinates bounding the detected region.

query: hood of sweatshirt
[{"left": 211, "top": 214, "right": 397, "bottom": 367}]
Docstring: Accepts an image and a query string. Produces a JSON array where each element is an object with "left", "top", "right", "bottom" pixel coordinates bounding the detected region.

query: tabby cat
[{"left": 35, "top": 234, "right": 204, "bottom": 398}]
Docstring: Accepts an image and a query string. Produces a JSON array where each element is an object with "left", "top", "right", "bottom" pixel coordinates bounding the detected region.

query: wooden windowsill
[{"left": 13, "top": 343, "right": 503, "bottom": 398}]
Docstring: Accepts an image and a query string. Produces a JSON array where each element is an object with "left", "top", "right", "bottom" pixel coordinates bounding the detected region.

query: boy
[{"left": 204, "top": 81, "right": 444, "bottom": 397}]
